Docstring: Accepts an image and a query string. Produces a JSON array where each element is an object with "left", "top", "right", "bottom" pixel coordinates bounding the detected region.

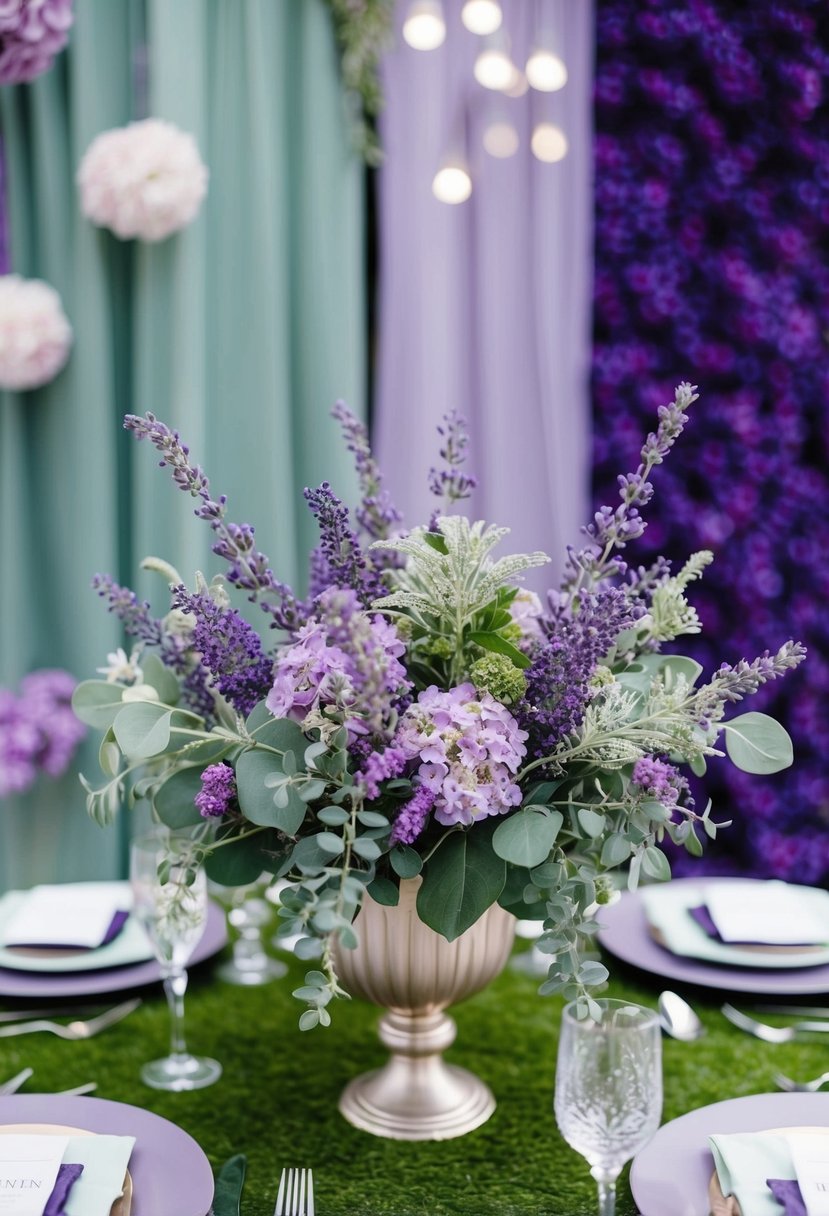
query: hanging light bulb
[
  {"left": 503, "top": 67, "right": 529, "bottom": 98},
  {"left": 402, "top": 0, "right": 446, "bottom": 51},
  {"left": 461, "top": 0, "right": 502, "bottom": 36},
  {"left": 531, "top": 122, "right": 568, "bottom": 163},
  {"left": 432, "top": 161, "right": 473, "bottom": 204},
  {"left": 483, "top": 119, "right": 519, "bottom": 158},
  {"left": 526, "top": 47, "right": 568, "bottom": 92},
  {"left": 474, "top": 46, "right": 515, "bottom": 91}
]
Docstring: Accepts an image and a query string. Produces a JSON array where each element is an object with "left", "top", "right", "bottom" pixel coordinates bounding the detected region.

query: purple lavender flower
[
  {"left": 195, "top": 762, "right": 237, "bottom": 818},
  {"left": 0, "top": 669, "right": 85, "bottom": 798},
  {"left": 521, "top": 588, "right": 639, "bottom": 758},
  {"left": 390, "top": 784, "right": 436, "bottom": 845},
  {"left": 304, "top": 483, "right": 387, "bottom": 606},
  {"left": 91, "top": 574, "right": 164, "bottom": 647},
  {"left": 171, "top": 587, "right": 274, "bottom": 718},
  {"left": 353, "top": 744, "right": 408, "bottom": 801},
  {"left": 395, "top": 683, "right": 527, "bottom": 827},
  {"left": 631, "top": 756, "right": 684, "bottom": 806},
  {"left": 266, "top": 587, "right": 410, "bottom": 743},
  {"left": 124, "top": 413, "right": 305, "bottom": 633},
  {"left": 332, "top": 401, "right": 402, "bottom": 540},
  {"left": 0, "top": 0, "right": 74, "bottom": 86},
  {"left": 428, "top": 411, "right": 477, "bottom": 507}
]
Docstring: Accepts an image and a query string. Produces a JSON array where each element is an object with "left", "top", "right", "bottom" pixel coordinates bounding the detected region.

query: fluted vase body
[{"left": 334, "top": 877, "right": 515, "bottom": 1140}]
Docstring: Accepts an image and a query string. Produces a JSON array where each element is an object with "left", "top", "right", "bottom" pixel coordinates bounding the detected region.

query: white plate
[{"left": 0, "top": 884, "right": 154, "bottom": 973}]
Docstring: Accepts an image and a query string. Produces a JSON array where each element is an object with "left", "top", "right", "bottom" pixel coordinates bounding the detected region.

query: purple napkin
[
  {"left": 45, "top": 1163, "right": 84, "bottom": 1216},
  {"left": 767, "top": 1177, "right": 806, "bottom": 1216},
  {"left": 689, "top": 905, "right": 816, "bottom": 948}
]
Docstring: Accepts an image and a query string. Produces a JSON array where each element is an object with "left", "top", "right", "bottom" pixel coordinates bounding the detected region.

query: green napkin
[
  {"left": 63, "top": 1134, "right": 136, "bottom": 1216},
  {"left": 709, "top": 1132, "right": 794, "bottom": 1216},
  {"left": 213, "top": 1154, "right": 247, "bottom": 1216}
]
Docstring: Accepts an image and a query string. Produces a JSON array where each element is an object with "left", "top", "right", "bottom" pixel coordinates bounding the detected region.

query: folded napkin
[
  {"left": 703, "top": 883, "right": 829, "bottom": 947},
  {"left": 61, "top": 1134, "right": 135, "bottom": 1216},
  {"left": 711, "top": 1130, "right": 829, "bottom": 1216},
  {"left": 0, "top": 884, "right": 131, "bottom": 951},
  {"left": 690, "top": 906, "right": 820, "bottom": 948},
  {"left": 46, "top": 1164, "right": 84, "bottom": 1216}
]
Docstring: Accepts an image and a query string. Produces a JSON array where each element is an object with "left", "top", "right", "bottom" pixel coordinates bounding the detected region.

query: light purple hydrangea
[
  {"left": 0, "top": 668, "right": 86, "bottom": 798},
  {"left": 0, "top": 0, "right": 74, "bottom": 86},
  {"left": 395, "top": 683, "right": 528, "bottom": 828},
  {"left": 266, "top": 587, "right": 410, "bottom": 743},
  {"left": 631, "top": 755, "right": 684, "bottom": 806}
]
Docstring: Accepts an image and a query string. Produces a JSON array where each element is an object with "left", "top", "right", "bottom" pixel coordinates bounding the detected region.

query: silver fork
[
  {"left": 274, "top": 1167, "right": 314, "bottom": 1216},
  {"left": 774, "top": 1068, "right": 829, "bottom": 1093},
  {"left": 722, "top": 1003, "right": 829, "bottom": 1043},
  {"left": 0, "top": 998, "right": 141, "bottom": 1041}
]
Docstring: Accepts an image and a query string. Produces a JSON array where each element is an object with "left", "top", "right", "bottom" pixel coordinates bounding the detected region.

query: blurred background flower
[{"left": 0, "top": 668, "right": 86, "bottom": 798}]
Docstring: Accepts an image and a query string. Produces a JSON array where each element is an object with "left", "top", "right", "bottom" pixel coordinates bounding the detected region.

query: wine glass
[
  {"left": 554, "top": 999, "right": 662, "bottom": 1216},
  {"left": 213, "top": 874, "right": 287, "bottom": 986},
  {"left": 130, "top": 830, "right": 222, "bottom": 1091}
]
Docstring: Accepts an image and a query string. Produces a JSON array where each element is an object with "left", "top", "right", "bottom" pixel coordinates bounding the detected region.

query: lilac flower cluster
[
  {"left": 394, "top": 684, "right": 527, "bottom": 828},
  {"left": 171, "top": 587, "right": 274, "bottom": 718},
  {"left": 332, "top": 400, "right": 401, "bottom": 540},
  {"left": 520, "top": 588, "right": 639, "bottom": 759},
  {"left": 304, "top": 483, "right": 386, "bottom": 606},
  {"left": 631, "top": 756, "right": 684, "bottom": 807},
  {"left": 353, "top": 743, "right": 408, "bottom": 801},
  {"left": 0, "top": 0, "right": 73, "bottom": 85},
  {"left": 123, "top": 414, "right": 305, "bottom": 633},
  {"left": 195, "top": 762, "right": 237, "bottom": 818},
  {"left": 427, "top": 411, "right": 478, "bottom": 508},
  {"left": 266, "top": 587, "right": 410, "bottom": 743},
  {"left": 0, "top": 669, "right": 85, "bottom": 798},
  {"left": 592, "top": 0, "right": 829, "bottom": 880}
]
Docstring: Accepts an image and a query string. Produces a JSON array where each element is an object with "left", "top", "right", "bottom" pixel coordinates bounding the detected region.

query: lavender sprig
[
  {"left": 304, "top": 483, "right": 387, "bottom": 607},
  {"left": 123, "top": 413, "right": 306, "bottom": 633},
  {"left": 91, "top": 574, "right": 164, "bottom": 646},
  {"left": 428, "top": 411, "right": 477, "bottom": 509},
  {"left": 332, "top": 400, "right": 402, "bottom": 540},
  {"left": 561, "top": 382, "right": 699, "bottom": 600},
  {"left": 695, "top": 642, "right": 807, "bottom": 724},
  {"left": 170, "top": 587, "right": 274, "bottom": 718}
]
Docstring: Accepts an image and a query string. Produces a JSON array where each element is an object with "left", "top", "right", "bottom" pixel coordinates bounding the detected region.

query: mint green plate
[{"left": 0, "top": 883, "right": 154, "bottom": 973}]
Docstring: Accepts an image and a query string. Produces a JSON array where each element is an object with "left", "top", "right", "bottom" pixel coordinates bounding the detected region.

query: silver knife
[
  {"left": 753, "top": 1005, "right": 829, "bottom": 1018},
  {"left": 0, "top": 1006, "right": 98, "bottom": 1023}
]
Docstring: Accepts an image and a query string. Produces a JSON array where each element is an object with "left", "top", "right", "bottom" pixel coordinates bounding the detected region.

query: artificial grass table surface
[{"left": 1, "top": 927, "right": 827, "bottom": 1216}]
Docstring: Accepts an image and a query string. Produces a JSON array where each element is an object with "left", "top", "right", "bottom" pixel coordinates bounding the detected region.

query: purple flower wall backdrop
[{"left": 592, "top": 0, "right": 829, "bottom": 881}]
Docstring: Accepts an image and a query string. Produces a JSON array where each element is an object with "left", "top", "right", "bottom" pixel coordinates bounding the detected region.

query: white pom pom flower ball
[
  {"left": 0, "top": 275, "right": 72, "bottom": 392},
  {"left": 77, "top": 118, "right": 209, "bottom": 242}
]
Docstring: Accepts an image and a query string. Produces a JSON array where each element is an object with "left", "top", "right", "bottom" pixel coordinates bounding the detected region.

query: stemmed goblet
[
  {"left": 130, "top": 829, "right": 222, "bottom": 1091},
  {"left": 554, "top": 999, "right": 662, "bottom": 1216},
  {"left": 213, "top": 874, "right": 287, "bottom": 986}
]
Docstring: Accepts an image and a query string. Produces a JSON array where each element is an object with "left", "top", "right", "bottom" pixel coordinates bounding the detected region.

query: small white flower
[
  {"left": 0, "top": 275, "right": 72, "bottom": 391},
  {"left": 97, "top": 646, "right": 143, "bottom": 685},
  {"left": 77, "top": 118, "right": 209, "bottom": 242}
]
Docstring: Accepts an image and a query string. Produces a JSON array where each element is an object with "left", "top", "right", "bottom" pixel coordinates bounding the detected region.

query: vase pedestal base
[{"left": 338, "top": 1010, "right": 496, "bottom": 1141}]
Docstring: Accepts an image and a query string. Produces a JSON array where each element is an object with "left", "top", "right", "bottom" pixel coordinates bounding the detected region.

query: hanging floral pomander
[
  {"left": 77, "top": 118, "right": 209, "bottom": 242},
  {"left": 0, "top": 274, "right": 72, "bottom": 391},
  {"left": 0, "top": 0, "right": 74, "bottom": 86}
]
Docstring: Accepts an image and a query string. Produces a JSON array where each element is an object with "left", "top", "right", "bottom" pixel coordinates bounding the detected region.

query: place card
[
  {"left": 0, "top": 1134, "right": 68, "bottom": 1216},
  {"left": 704, "top": 883, "right": 829, "bottom": 946},
  {"left": 0, "top": 884, "right": 129, "bottom": 950},
  {"left": 790, "top": 1132, "right": 829, "bottom": 1216}
]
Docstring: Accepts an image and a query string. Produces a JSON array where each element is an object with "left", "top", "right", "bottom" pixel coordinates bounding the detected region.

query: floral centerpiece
[{"left": 73, "top": 385, "right": 804, "bottom": 1029}]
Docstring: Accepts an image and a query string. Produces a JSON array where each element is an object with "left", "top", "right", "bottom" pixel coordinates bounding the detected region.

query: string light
[
  {"left": 531, "top": 122, "right": 568, "bottom": 162},
  {"left": 474, "top": 46, "right": 516, "bottom": 91},
  {"left": 461, "top": 0, "right": 502, "bottom": 36},
  {"left": 525, "top": 47, "right": 568, "bottom": 92},
  {"left": 432, "top": 162, "right": 473, "bottom": 203},
  {"left": 483, "top": 119, "right": 519, "bottom": 158},
  {"left": 402, "top": 0, "right": 446, "bottom": 51}
]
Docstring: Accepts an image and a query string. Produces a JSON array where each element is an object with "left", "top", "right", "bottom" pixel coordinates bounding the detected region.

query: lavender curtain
[{"left": 374, "top": 0, "right": 595, "bottom": 582}]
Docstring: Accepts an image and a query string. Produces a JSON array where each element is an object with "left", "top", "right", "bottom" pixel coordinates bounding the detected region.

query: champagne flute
[
  {"left": 554, "top": 999, "right": 662, "bottom": 1216},
  {"left": 130, "top": 830, "right": 222, "bottom": 1091}
]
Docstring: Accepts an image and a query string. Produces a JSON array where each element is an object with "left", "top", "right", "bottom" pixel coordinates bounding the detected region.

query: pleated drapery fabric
[
  {"left": 0, "top": 0, "right": 366, "bottom": 892},
  {"left": 374, "top": 0, "right": 595, "bottom": 587}
]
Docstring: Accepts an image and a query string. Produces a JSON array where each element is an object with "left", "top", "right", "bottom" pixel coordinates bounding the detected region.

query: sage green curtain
[{"left": 0, "top": 0, "right": 366, "bottom": 893}]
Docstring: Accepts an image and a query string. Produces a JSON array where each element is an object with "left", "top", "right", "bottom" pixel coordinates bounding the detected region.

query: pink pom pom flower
[
  {"left": 77, "top": 118, "right": 208, "bottom": 242},
  {"left": 0, "top": 274, "right": 72, "bottom": 391}
]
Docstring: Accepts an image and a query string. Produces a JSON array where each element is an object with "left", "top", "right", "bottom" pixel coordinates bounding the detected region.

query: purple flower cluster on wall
[{"left": 592, "top": 0, "right": 829, "bottom": 881}]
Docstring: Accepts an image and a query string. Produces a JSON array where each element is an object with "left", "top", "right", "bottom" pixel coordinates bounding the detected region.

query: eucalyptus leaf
[
  {"left": 71, "top": 680, "right": 126, "bottom": 730},
  {"left": 204, "top": 829, "right": 274, "bottom": 887},
  {"left": 723, "top": 712, "right": 794, "bottom": 774},
  {"left": 317, "top": 806, "right": 350, "bottom": 827},
  {"left": 140, "top": 653, "right": 181, "bottom": 705},
  {"left": 577, "top": 808, "right": 605, "bottom": 838},
  {"left": 641, "top": 845, "right": 671, "bottom": 882},
  {"left": 98, "top": 731, "right": 121, "bottom": 779},
  {"left": 153, "top": 766, "right": 205, "bottom": 829},
  {"left": 236, "top": 749, "right": 300, "bottom": 830},
  {"left": 352, "top": 836, "right": 381, "bottom": 861},
  {"left": 367, "top": 875, "right": 400, "bottom": 906},
  {"left": 113, "top": 703, "right": 172, "bottom": 759},
  {"left": 390, "top": 845, "right": 422, "bottom": 878},
  {"left": 492, "top": 807, "right": 563, "bottom": 867}
]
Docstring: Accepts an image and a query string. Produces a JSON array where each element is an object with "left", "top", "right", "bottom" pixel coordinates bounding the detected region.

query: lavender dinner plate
[
  {"left": 597, "top": 880, "right": 829, "bottom": 996},
  {"left": 630, "top": 1092, "right": 829, "bottom": 1216},
  {"left": 0, "top": 1094, "right": 213, "bottom": 1216},
  {"left": 0, "top": 901, "right": 226, "bottom": 1000}
]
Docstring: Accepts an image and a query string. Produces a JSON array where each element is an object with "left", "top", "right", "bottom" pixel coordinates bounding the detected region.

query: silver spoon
[{"left": 658, "top": 990, "right": 706, "bottom": 1040}]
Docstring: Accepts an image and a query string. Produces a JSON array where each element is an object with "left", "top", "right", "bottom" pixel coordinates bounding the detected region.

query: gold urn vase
[{"left": 333, "top": 877, "right": 516, "bottom": 1141}]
